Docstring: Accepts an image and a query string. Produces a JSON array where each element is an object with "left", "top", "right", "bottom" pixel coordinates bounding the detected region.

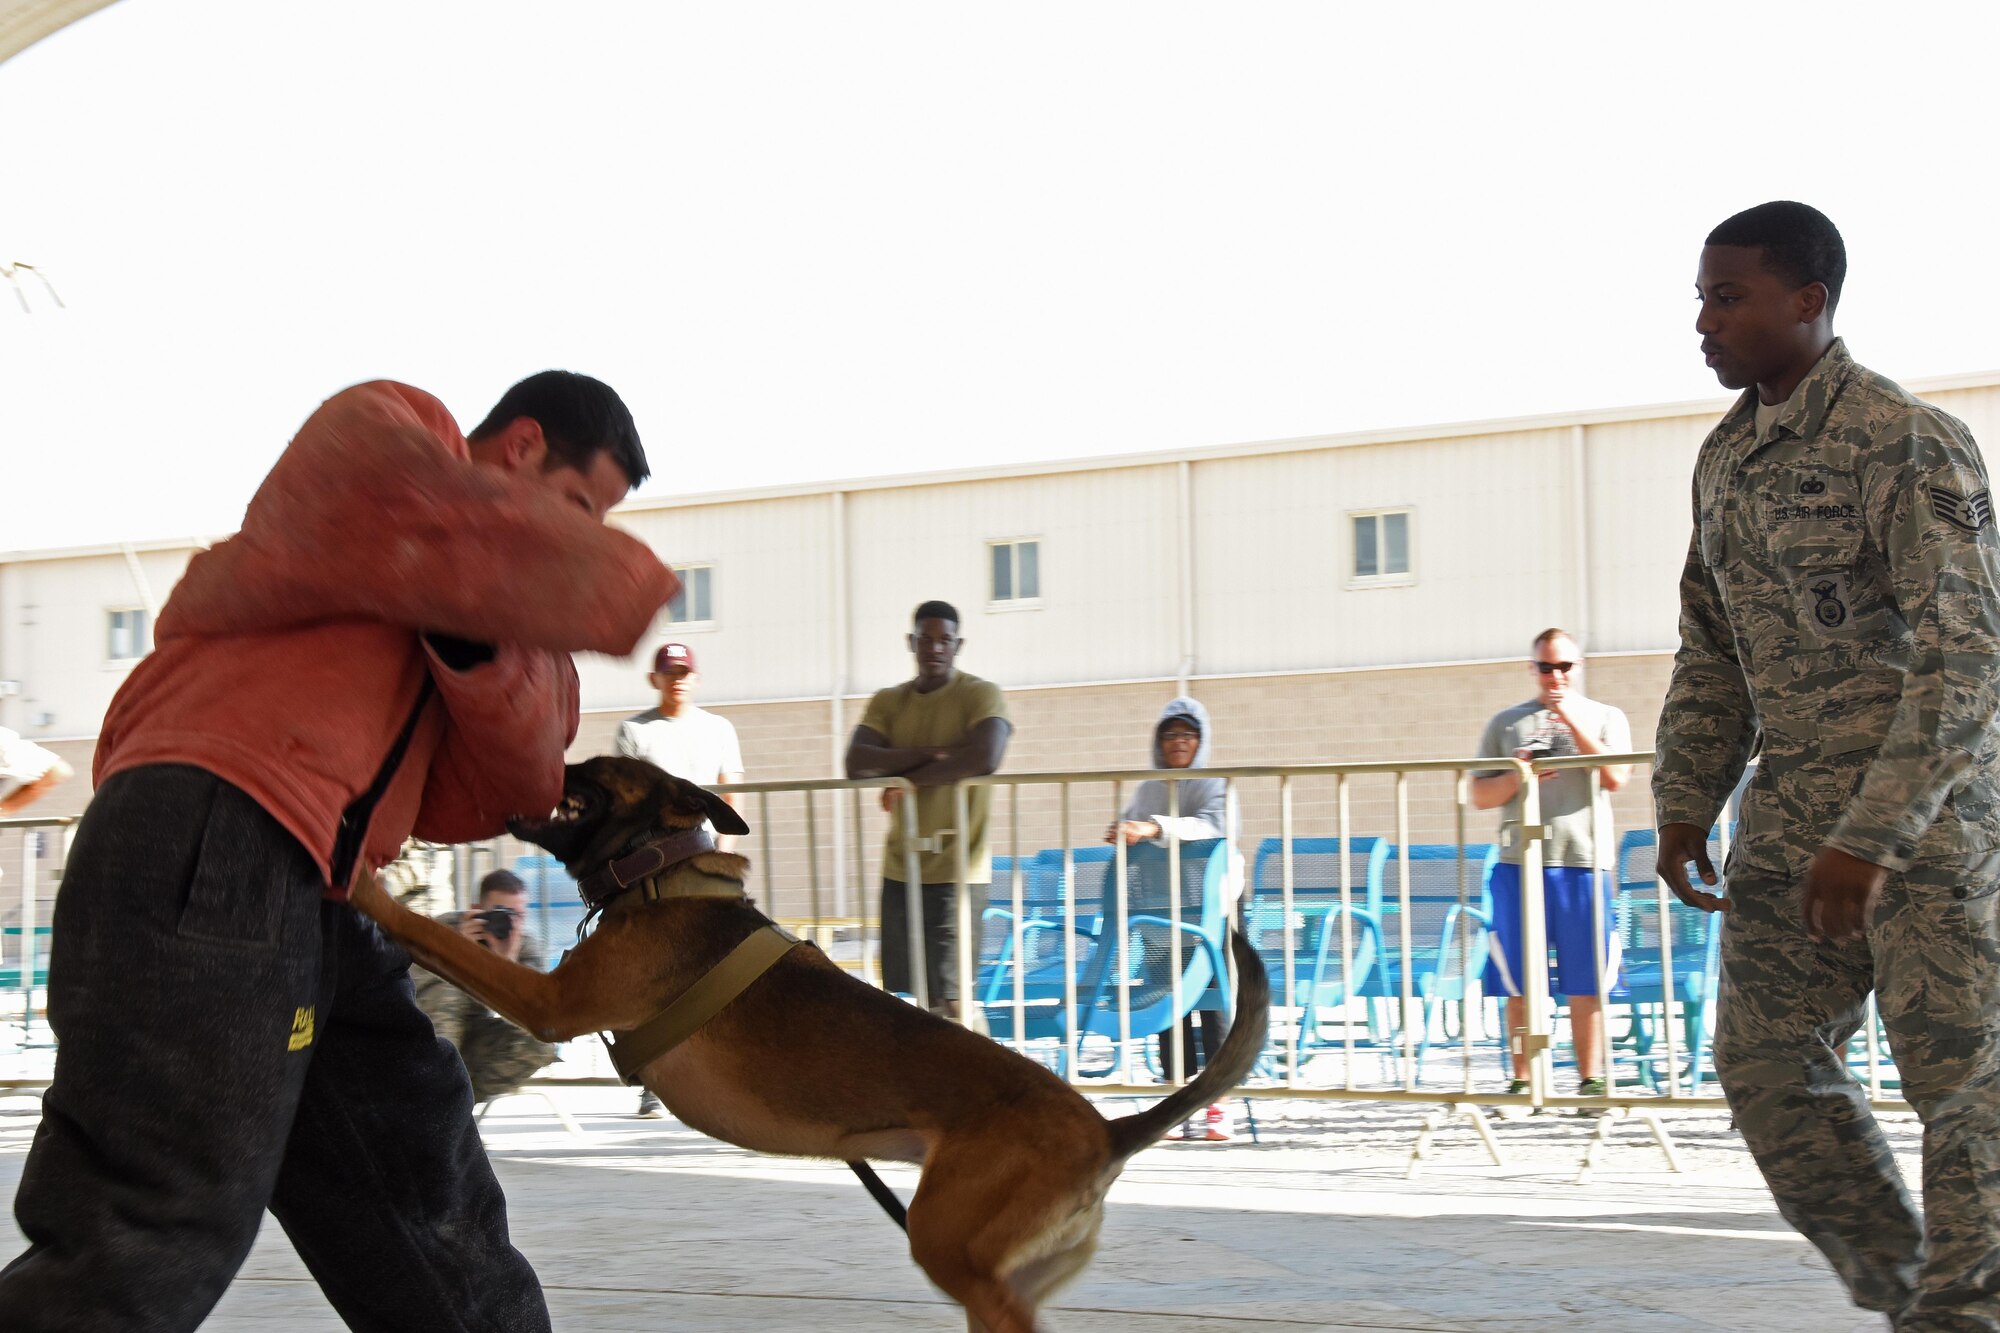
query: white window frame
[
  {"left": 1345, "top": 508, "right": 1416, "bottom": 588},
  {"left": 986, "top": 537, "right": 1043, "bottom": 611},
  {"left": 105, "top": 606, "right": 152, "bottom": 665},
  {"left": 660, "top": 562, "right": 718, "bottom": 631}
]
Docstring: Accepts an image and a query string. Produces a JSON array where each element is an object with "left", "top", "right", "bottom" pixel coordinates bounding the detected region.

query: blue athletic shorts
[{"left": 1481, "top": 862, "right": 1625, "bottom": 998}]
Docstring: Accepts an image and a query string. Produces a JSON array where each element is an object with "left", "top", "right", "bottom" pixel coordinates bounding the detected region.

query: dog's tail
[{"left": 1104, "top": 929, "right": 1269, "bottom": 1161}]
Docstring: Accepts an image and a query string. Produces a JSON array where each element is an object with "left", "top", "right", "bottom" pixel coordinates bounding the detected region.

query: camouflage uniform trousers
[
  {"left": 1714, "top": 854, "right": 2000, "bottom": 1331},
  {"left": 411, "top": 966, "right": 558, "bottom": 1104}
]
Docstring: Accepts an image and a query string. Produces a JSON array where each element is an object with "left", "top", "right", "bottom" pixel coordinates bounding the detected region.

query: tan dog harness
[{"left": 603, "top": 924, "right": 804, "bottom": 1083}]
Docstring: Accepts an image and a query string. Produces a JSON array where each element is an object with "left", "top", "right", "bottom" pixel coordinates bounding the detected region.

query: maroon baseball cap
[{"left": 652, "top": 643, "right": 696, "bottom": 674}]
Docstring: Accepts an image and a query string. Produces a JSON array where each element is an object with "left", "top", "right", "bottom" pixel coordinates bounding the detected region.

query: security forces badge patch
[{"left": 1807, "top": 573, "right": 1852, "bottom": 633}]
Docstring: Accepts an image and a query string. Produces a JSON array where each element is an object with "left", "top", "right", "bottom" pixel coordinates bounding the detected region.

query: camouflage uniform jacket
[{"left": 1654, "top": 339, "right": 2000, "bottom": 877}]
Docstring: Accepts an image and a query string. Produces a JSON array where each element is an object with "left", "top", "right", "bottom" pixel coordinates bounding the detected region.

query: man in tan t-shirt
[{"left": 845, "top": 599, "right": 1012, "bottom": 1022}]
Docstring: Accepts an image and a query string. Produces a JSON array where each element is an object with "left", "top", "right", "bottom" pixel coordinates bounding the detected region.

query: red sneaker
[{"left": 1199, "top": 1103, "right": 1232, "bottom": 1142}]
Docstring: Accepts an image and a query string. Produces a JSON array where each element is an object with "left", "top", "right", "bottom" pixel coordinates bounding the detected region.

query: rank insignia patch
[{"left": 1931, "top": 483, "right": 1995, "bottom": 534}]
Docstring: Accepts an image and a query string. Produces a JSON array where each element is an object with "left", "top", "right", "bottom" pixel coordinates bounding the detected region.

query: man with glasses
[
  {"left": 1471, "top": 628, "right": 1631, "bottom": 1110},
  {"left": 845, "top": 600, "right": 1012, "bottom": 1027}
]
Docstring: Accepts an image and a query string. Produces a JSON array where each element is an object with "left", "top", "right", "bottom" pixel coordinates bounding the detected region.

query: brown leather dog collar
[{"left": 576, "top": 828, "right": 718, "bottom": 910}]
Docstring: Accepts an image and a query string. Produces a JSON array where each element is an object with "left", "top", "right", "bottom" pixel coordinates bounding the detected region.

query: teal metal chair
[
  {"left": 1370, "top": 844, "right": 1497, "bottom": 1077},
  {"left": 1612, "top": 828, "right": 1725, "bottom": 1092},
  {"left": 0, "top": 925, "right": 50, "bottom": 990},
  {"left": 1243, "top": 837, "right": 1388, "bottom": 1069},
  {"left": 979, "top": 847, "right": 1112, "bottom": 1011},
  {"left": 984, "top": 839, "right": 1234, "bottom": 1078},
  {"left": 981, "top": 852, "right": 1089, "bottom": 1001}
]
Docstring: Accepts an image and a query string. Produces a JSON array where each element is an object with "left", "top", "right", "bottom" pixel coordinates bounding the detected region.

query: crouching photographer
[{"left": 412, "top": 870, "right": 559, "bottom": 1103}]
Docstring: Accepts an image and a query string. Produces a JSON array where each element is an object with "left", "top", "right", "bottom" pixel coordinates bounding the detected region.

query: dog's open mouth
[{"left": 507, "top": 789, "right": 596, "bottom": 838}]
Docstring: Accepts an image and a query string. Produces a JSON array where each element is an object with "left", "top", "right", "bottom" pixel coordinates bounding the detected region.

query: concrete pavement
[{"left": 0, "top": 1085, "right": 1907, "bottom": 1331}]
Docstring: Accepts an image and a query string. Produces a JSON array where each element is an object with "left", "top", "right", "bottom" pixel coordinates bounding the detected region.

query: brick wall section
[{"left": 6, "top": 657, "right": 1676, "bottom": 933}]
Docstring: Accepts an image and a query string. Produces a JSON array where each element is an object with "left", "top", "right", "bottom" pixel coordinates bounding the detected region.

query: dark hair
[
  {"left": 468, "top": 370, "right": 650, "bottom": 488},
  {"left": 479, "top": 869, "right": 527, "bottom": 899},
  {"left": 913, "top": 600, "right": 960, "bottom": 627},
  {"left": 1706, "top": 201, "right": 1846, "bottom": 313}
]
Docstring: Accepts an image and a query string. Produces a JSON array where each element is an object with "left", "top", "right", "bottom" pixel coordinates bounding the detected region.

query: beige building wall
[
  {"left": 1194, "top": 427, "right": 1589, "bottom": 672},
  {"left": 592, "top": 494, "right": 838, "bottom": 703},
  {"left": 17, "top": 368, "right": 2000, "bottom": 927},
  {"left": 843, "top": 467, "right": 1186, "bottom": 691},
  {"left": 0, "top": 545, "right": 191, "bottom": 741}
]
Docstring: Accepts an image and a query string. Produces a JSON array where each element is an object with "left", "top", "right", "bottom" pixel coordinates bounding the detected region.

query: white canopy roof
[{"left": 0, "top": 0, "right": 122, "bottom": 66}]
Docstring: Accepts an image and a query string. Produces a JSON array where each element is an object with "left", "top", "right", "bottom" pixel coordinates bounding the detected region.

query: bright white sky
[{"left": 5, "top": 1, "right": 2000, "bottom": 553}]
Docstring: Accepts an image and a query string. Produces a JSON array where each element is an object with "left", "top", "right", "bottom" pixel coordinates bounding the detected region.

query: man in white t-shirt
[
  {"left": 613, "top": 644, "right": 744, "bottom": 836},
  {"left": 610, "top": 641, "right": 744, "bottom": 1117}
]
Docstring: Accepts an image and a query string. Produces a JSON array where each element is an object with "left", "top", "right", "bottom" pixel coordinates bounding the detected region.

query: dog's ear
[
  {"left": 661, "top": 776, "right": 751, "bottom": 837},
  {"left": 697, "top": 786, "right": 751, "bottom": 837}
]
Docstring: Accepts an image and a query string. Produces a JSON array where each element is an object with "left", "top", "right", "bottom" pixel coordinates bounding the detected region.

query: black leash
[{"left": 847, "top": 1160, "right": 908, "bottom": 1231}]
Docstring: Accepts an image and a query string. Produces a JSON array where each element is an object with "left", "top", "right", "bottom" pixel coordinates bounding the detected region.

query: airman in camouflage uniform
[
  {"left": 379, "top": 838, "right": 457, "bottom": 918},
  {"left": 1657, "top": 203, "right": 2000, "bottom": 1331},
  {"left": 411, "top": 870, "right": 558, "bottom": 1104}
]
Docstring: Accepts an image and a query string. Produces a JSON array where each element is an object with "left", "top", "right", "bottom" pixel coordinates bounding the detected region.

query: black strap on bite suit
[{"left": 330, "top": 674, "right": 437, "bottom": 892}]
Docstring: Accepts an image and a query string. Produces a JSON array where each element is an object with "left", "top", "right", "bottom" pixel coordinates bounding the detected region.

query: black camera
[
  {"left": 476, "top": 907, "right": 517, "bottom": 946},
  {"left": 1517, "top": 737, "right": 1555, "bottom": 760}
]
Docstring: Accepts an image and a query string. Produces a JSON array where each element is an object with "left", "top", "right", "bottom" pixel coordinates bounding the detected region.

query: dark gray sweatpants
[{"left": 0, "top": 765, "right": 548, "bottom": 1332}]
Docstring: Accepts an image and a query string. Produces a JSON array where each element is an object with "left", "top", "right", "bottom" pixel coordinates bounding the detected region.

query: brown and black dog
[{"left": 351, "top": 755, "right": 1268, "bottom": 1333}]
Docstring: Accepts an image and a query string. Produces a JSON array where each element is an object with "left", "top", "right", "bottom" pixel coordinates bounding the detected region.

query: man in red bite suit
[{"left": 0, "top": 372, "right": 678, "bottom": 1333}]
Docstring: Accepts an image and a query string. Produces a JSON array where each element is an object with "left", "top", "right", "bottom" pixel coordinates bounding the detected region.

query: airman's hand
[
  {"left": 1800, "top": 846, "right": 1889, "bottom": 944},
  {"left": 1656, "top": 822, "right": 1728, "bottom": 912}
]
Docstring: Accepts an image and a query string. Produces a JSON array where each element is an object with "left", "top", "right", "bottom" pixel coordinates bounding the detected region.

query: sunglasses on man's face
[{"left": 1534, "top": 661, "right": 1576, "bottom": 675}]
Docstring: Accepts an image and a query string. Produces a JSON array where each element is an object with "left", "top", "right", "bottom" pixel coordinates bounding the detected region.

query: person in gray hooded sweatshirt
[{"left": 1106, "top": 696, "right": 1244, "bottom": 1140}]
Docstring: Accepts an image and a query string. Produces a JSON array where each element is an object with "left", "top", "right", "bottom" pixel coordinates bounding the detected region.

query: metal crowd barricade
[
  {"left": 954, "top": 761, "right": 1538, "bottom": 1122},
  {"left": 708, "top": 775, "right": 927, "bottom": 1003},
  {"left": 0, "top": 814, "right": 74, "bottom": 1053},
  {"left": 449, "top": 752, "right": 1912, "bottom": 1177},
  {"left": 948, "top": 755, "right": 1873, "bottom": 1176}
]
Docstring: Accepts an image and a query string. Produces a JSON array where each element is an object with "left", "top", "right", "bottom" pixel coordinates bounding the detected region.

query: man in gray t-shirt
[{"left": 1471, "top": 629, "right": 1633, "bottom": 1103}]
